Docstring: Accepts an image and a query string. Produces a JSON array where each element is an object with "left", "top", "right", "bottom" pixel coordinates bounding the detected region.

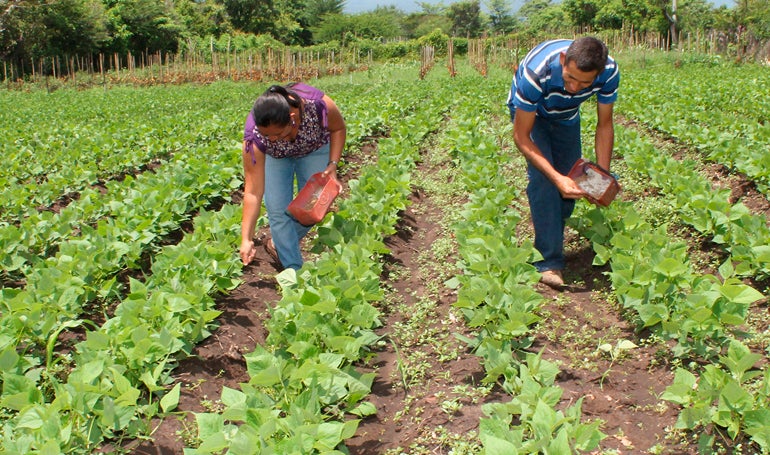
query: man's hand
[{"left": 554, "top": 174, "right": 587, "bottom": 199}]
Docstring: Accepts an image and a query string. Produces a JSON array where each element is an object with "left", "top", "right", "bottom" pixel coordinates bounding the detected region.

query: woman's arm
[
  {"left": 322, "top": 94, "right": 346, "bottom": 176},
  {"left": 240, "top": 142, "right": 266, "bottom": 265}
]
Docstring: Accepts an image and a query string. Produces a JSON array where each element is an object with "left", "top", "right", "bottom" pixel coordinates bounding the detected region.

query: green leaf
[
  {"left": 160, "top": 383, "right": 181, "bottom": 413},
  {"left": 545, "top": 429, "right": 571, "bottom": 455},
  {"left": 717, "top": 259, "right": 735, "bottom": 279},
  {"left": 572, "top": 420, "right": 606, "bottom": 451},
  {"left": 719, "top": 380, "right": 752, "bottom": 413},
  {"left": 16, "top": 405, "right": 46, "bottom": 429},
  {"left": 532, "top": 400, "right": 557, "bottom": 439},
  {"left": 616, "top": 339, "right": 638, "bottom": 350},
  {"left": 195, "top": 412, "right": 224, "bottom": 442},
  {"left": 744, "top": 409, "right": 770, "bottom": 450},
  {"left": 719, "top": 279, "right": 764, "bottom": 304},
  {"left": 661, "top": 369, "right": 697, "bottom": 405},
  {"left": 1, "top": 374, "right": 43, "bottom": 411},
  {"left": 276, "top": 268, "right": 297, "bottom": 290},
  {"left": 653, "top": 258, "right": 689, "bottom": 278},
  {"left": 479, "top": 417, "right": 522, "bottom": 454},
  {"left": 0, "top": 346, "right": 20, "bottom": 373},
  {"left": 348, "top": 401, "right": 377, "bottom": 417}
]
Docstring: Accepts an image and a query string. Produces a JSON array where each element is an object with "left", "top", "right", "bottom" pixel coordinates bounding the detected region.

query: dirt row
[{"left": 128, "top": 112, "right": 770, "bottom": 454}]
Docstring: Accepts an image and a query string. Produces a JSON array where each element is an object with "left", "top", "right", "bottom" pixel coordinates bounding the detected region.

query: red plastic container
[
  {"left": 286, "top": 172, "right": 342, "bottom": 226},
  {"left": 567, "top": 158, "right": 620, "bottom": 207}
]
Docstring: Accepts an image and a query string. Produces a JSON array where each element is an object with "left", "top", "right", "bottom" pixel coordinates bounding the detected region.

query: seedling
[{"left": 597, "top": 339, "right": 638, "bottom": 387}]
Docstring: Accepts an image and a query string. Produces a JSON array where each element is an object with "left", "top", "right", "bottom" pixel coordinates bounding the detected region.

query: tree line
[{"left": 1, "top": 0, "right": 768, "bottom": 79}]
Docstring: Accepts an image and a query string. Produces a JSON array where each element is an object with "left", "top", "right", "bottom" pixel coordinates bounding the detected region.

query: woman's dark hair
[
  {"left": 251, "top": 84, "right": 302, "bottom": 128},
  {"left": 565, "top": 37, "right": 608, "bottom": 74}
]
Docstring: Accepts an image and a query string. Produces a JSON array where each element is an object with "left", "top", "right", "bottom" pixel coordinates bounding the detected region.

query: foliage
[
  {"left": 739, "top": 0, "right": 770, "bottom": 40},
  {"left": 220, "top": 0, "right": 278, "bottom": 36},
  {"left": 2, "top": 0, "right": 770, "bottom": 79},
  {"left": 0, "top": 0, "right": 110, "bottom": 61},
  {"left": 662, "top": 340, "right": 770, "bottom": 451},
  {"left": 485, "top": 0, "right": 520, "bottom": 35},
  {"left": 517, "top": 0, "right": 568, "bottom": 33},
  {"left": 176, "top": 0, "right": 231, "bottom": 38},
  {"left": 105, "top": 0, "right": 185, "bottom": 54},
  {"left": 448, "top": 1, "right": 484, "bottom": 38},
  {"left": 311, "top": 9, "right": 404, "bottom": 45},
  {"left": 303, "top": 0, "right": 345, "bottom": 27},
  {"left": 403, "top": 12, "right": 453, "bottom": 39},
  {"left": 417, "top": 29, "right": 451, "bottom": 56},
  {"left": 3, "top": 50, "right": 770, "bottom": 454}
]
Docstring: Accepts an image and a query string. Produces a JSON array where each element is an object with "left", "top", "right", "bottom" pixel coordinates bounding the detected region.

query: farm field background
[{"left": 2, "top": 51, "right": 770, "bottom": 454}]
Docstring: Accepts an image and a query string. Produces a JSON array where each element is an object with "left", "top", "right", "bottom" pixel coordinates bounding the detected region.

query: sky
[{"left": 343, "top": 0, "right": 735, "bottom": 14}]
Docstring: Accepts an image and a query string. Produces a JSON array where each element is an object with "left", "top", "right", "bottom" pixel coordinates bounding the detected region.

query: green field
[{"left": 2, "top": 53, "right": 770, "bottom": 454}]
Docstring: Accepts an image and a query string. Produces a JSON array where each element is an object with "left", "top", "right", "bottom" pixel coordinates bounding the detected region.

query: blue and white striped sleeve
[
  {"left": 508, "top": 67, "right": 543, "bottom": 117},
  {"left": 597, "top": 64, "right": 620, "bottom": 105}
]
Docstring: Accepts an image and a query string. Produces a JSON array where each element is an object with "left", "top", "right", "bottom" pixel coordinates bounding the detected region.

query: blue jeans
[
  {"left": 264, "top": 143, "right": 330, "bottom": 270},
  {"left": 526, "top": 116, "right": 582, "bottom": 272}
]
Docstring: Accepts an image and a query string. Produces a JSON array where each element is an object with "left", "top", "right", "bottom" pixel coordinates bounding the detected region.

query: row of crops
[
  {"left": 577, "top": 53, "right": 770, "bottom": 450},
  {"left": 1, "top": 51, "right": 770, "bottom": 453},
  {"left": 0, "top": 82, "right": 254, "bottom": 452}
]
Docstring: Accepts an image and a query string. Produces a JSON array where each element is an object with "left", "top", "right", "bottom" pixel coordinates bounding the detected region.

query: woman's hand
[
  {"left": 240, "top": 239, "right": 257, "bottom": 265},
  {"left": 321, "top": 161, "right": 338, "bottom": 178}
]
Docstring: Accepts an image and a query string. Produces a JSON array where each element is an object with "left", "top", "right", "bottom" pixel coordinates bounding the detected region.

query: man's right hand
[{"left": 555, "top": 174, "right": 587, "bottom": 200}]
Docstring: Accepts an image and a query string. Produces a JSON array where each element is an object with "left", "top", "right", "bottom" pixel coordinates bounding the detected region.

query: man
[{"left": 507, "top": 36, "right": 620, "bottom": 288}]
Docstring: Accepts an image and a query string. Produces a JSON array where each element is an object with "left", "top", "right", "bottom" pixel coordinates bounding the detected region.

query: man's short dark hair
[{"left": 565, "top": 37, "right": 608, "bottom": 73}]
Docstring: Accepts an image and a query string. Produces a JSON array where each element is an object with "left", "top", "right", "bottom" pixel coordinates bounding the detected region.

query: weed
[
  {"left": 597, "top": 339, "right": 638, "bottom": 387},
  {"left": 185, "top": 378, "right": 206, "bottom": 391},
  {"left": 199, "top": 395, "right": 224, "bottom": 413},
  {"left": 175, "top": 416, "right": 198, "bottom": 447},
  {"left": 451, "top": 383, "right": 492, "bottom": 404}
]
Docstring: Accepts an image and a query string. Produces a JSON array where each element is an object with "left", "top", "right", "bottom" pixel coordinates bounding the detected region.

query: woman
[{"left": 239, "top": 83, "right": 346, "bottom": 270}]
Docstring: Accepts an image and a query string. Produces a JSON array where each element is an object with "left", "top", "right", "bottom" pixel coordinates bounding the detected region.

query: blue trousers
[
  {"left": 264, "top": 143, "right": 330, "bottom": 270},
  {"left": 526, "top": 116, "right": 582, "bottom": 272}
]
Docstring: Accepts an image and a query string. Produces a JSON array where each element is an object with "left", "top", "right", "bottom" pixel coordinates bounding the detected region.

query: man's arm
[
  {"left": 594, "top": 102, "right": 615, "bottom": 171},
  {"left": 513, "top": 108, "right": 585, "bottom": 199}
]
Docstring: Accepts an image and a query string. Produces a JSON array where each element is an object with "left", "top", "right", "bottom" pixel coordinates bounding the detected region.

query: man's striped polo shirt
[{"left": 506, "top": 39, "right": 620, "bottom": 125}]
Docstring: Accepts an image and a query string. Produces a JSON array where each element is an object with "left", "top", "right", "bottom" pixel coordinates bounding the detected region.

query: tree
[
  {"left": 221, "top": 0, "right": 280, "bottom": 35},
  {"left": 593, "top": 0, "right": 624, "bottom": 29},
  {"left": 312, "top": 8, "right": 403, "bottom": 44},
  {"left": 562, "top": 0, "right": 599, "bottom": 28},
  {"left": 105, "top": 0, "right": 185, "bottom": 54},
  {"left": 417, "top": 1, "right": 448, "bottom": 15},
  {"left": 485, "top": 0, "right": 518, "bottom": 34},
  {"left": 273, "top": 0, "right": 311, "bottom": 45},
  {"left": 677, "top": 0, "right": 716, "bottom": 32},
  {"left": 403, "top": 12, "right": 452, "bottom": 38},
  {"left": 176, "top": 0, "right": 231, "bottom": 38},
  {"left": 661, "top": 0, "right": 679, "bottom": 46},
  {"left": 0, "top": 0, "right": 108, "bottom": 65},
  {"left": 43, "top": 0, "right": 108, "bottom": 55},
  {"left": 518, "top": 0, "right": 566, "bottom": 32},
  {"left": 738, "top": 0, "right": 770, "bottom": 39},
  {"left": 517, "top": 0, "right": 549, "bottom": 23},
  {"left": 448, "top": 0, "right": 482, "bottom": 37},
  {"left": 304, "top": 0, "right": 345, "bottom": 26},
  {"left": 585, "top": 0, "right": 660, "bottom": 32}
]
